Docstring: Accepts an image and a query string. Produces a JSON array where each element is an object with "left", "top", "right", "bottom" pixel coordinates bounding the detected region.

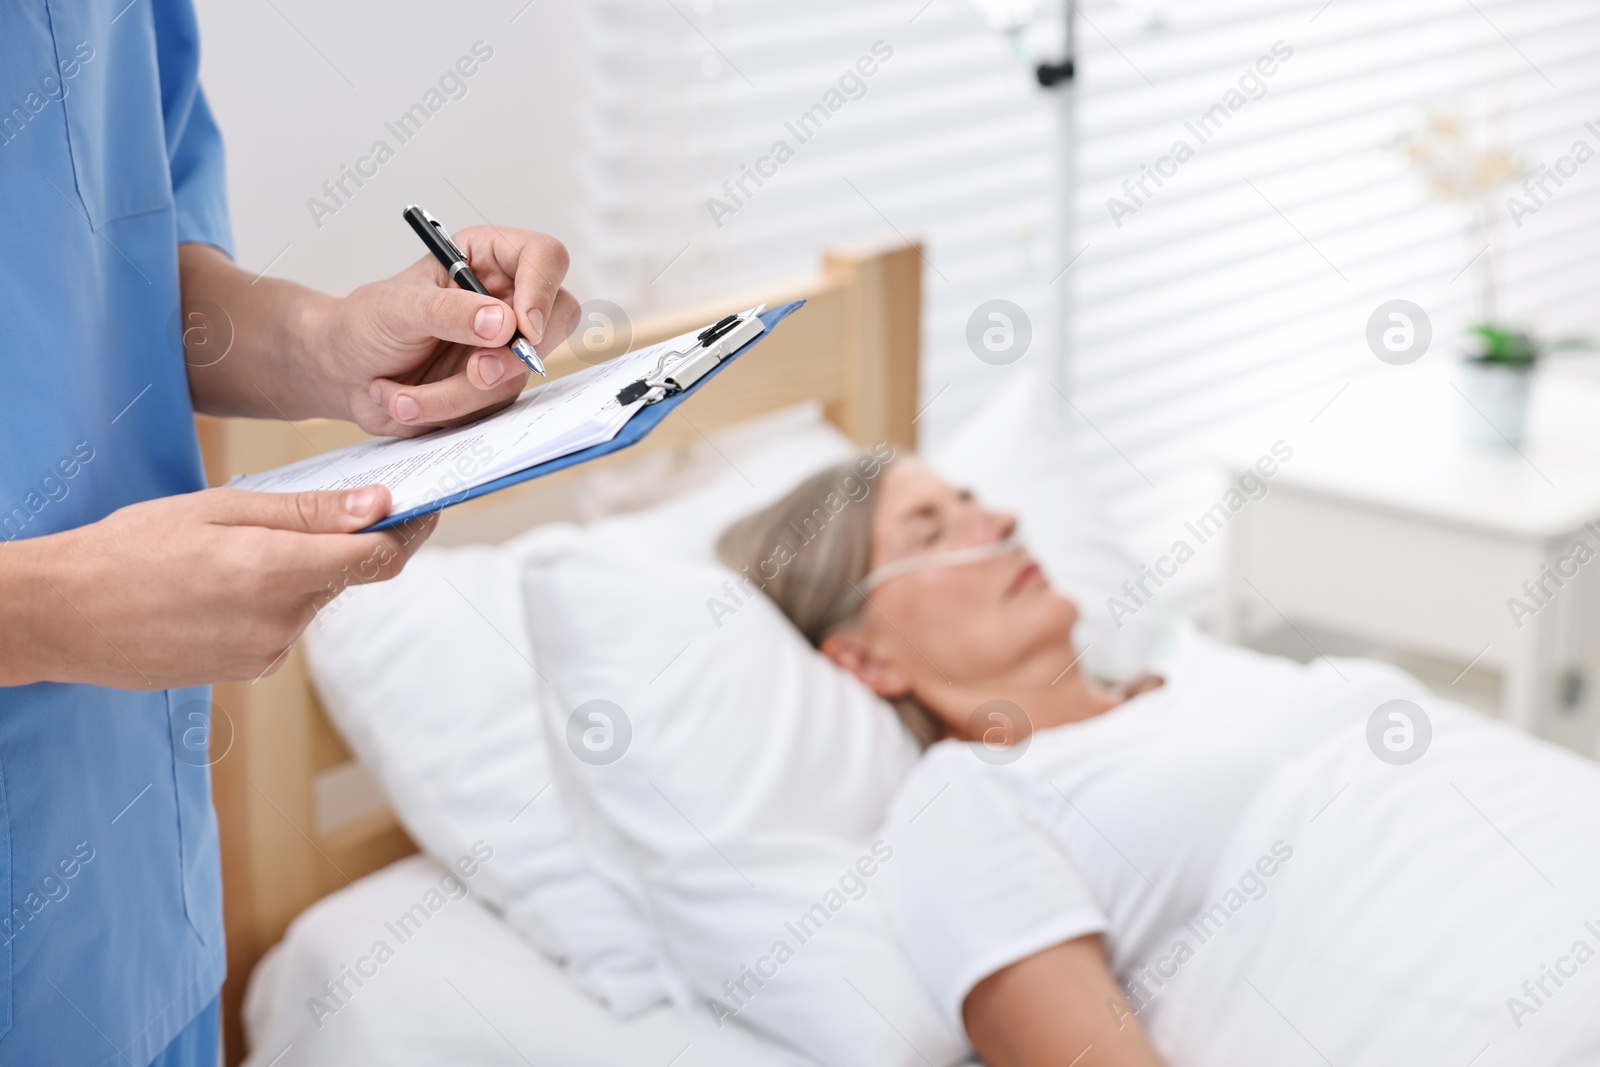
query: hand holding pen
[
  {"left": 234, "top": 216, "right": 579, "bottom": 439},
  {"left": 405, "top": 205, "right": 551, "bottom": 376}
]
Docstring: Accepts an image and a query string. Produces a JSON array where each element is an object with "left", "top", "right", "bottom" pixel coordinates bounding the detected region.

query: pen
[{"left": 402, "top": 204, "right": 546, "bottom": 377}]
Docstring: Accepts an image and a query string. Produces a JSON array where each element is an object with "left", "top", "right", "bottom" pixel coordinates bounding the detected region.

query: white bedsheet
[
  {"left": 249, "top": 635, "right": 1600, "bottom": 1067},
  {"left": 241, "top": 856, "right": 813, "bottom": 1067}
]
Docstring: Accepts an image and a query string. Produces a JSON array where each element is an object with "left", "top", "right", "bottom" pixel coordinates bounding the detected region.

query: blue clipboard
[{"left": 369, "top": 299, "right": 806, "bottom": 532}]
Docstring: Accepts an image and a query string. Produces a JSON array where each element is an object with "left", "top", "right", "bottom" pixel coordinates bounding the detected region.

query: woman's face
[{"left": 820, "top": 459, "right": 1080, "bottom": 728}]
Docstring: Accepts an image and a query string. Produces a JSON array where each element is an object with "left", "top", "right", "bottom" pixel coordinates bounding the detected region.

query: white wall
[{"left": 193, "top": 0, "right": 587, "bottom": 298}]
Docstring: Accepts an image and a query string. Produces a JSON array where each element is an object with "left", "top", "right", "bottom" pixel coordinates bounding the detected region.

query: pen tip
[{"left": 512, "top": 338, "right": 547, "bottom": 377}]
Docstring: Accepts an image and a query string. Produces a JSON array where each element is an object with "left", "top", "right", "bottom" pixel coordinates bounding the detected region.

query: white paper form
[{"left": 228, "top": 316, "right": 744, "bottom": 515}]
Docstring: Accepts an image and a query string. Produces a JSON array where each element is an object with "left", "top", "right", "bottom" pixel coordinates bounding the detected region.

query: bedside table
[{"left": 1221, "top": 363, "right": 1600, "bottom": 746}]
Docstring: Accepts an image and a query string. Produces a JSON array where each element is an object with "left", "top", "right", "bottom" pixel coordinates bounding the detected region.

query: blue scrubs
[{"left": 0, "top": 0, "right": 231, "bottom": 1063}]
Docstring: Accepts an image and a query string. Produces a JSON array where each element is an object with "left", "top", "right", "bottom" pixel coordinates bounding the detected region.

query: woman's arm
[{"left": 963, "top": 935, "right": 1166, "bottom": 1067}]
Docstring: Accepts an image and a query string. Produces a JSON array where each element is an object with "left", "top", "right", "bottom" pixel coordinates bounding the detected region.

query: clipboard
[{"left": 365, "top": 299, "right": 805, "bottom": 531}]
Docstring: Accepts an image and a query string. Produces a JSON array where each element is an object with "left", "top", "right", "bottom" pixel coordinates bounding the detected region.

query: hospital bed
[
  {"left": 205, "top": 240, "right": 1600, "bottom": 1067},
  {"left": 197, "top": 241, "right": 921, "bottom": 1063}
]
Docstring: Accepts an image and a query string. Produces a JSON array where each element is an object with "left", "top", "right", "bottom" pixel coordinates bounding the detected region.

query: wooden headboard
[{"left": 195, "top": 240, "right": 921, "bottom": 1061}]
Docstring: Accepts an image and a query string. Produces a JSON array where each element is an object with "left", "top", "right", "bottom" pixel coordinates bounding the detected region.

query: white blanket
[
  {"left": 252, "top": 629, "right": 1600, "bottom": 1066},
  {"left": 1140, "top": 701, "right": 1600, "bottom": 1066}
]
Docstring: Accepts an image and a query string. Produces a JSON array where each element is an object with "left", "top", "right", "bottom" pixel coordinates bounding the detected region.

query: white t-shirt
[{"left": 882, "top": 626, "right": 1428, "bottom": 1027}]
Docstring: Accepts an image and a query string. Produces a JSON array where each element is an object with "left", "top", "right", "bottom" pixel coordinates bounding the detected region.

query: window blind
[
  {"left": 573, "top": 0, "right": 1062, "bottom": 443},
  {"left": 574, "top": 0, "right": 1600, "bottom": 612},
  {"left": 1071, "top": 0, "right": 1600, "bottom": 608}
]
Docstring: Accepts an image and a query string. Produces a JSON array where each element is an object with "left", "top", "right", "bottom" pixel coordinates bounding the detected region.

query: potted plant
[
  {"left": 1396, "top": 111, "right": 1586, "bottom": 448},
  {"left": 1459, "top": 325, "right": 1592, "bottom": 447}
]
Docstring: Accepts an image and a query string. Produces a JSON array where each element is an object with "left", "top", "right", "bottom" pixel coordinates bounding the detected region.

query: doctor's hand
[
  {"left": 179, "top": 231, "right": 580, "bottom": 435},
  {"left": 318, "top": 226, "right": 581, "bottom": 436},
  {"left": 0, "top": 486, "right": 435, "bottom": 690}
]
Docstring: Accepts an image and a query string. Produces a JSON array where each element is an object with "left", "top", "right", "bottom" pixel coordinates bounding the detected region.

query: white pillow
[
  {"left": 303, "top": 535, "right": 672, "bottom": 1016},
  {"left": 301, "top": 401, "right": 862, "bottom": 1018},
  {"left": 927, "top": 365, "right": 1166, "bottom": 680},
  {"left": 593, "top": 400, "right": 859, "bottom": 561},
  {"left": 523, "top": 538, "right": 967, "bottom": 1067}
]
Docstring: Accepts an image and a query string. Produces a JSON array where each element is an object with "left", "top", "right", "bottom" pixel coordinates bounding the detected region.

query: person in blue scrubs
[{"left": 0, "top": 2, "right": 577, "bottom": 1064}]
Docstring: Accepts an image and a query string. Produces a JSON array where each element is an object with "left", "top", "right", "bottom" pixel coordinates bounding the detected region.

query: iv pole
[{"left": 1036, "top": 4, "right": 1077, "bottom": 400}]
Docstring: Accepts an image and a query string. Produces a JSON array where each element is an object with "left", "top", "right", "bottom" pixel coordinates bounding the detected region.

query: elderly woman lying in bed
[{"left": 718, "top": 456, "right": 1600, "bottom": 1067}]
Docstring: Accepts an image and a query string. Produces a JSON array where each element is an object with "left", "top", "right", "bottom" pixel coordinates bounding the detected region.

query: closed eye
[{"left": 902, "top": 505, "right": 941, "bottom": 548}]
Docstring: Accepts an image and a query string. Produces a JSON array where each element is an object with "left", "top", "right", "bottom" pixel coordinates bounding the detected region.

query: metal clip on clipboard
[{"left": 614, "top": 307, "right": 767, "bottom": 408}]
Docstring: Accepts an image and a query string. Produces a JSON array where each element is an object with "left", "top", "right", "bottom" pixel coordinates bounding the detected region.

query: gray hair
[{"left": 715, "top": 455, "right": 944, "bottom": 747}]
